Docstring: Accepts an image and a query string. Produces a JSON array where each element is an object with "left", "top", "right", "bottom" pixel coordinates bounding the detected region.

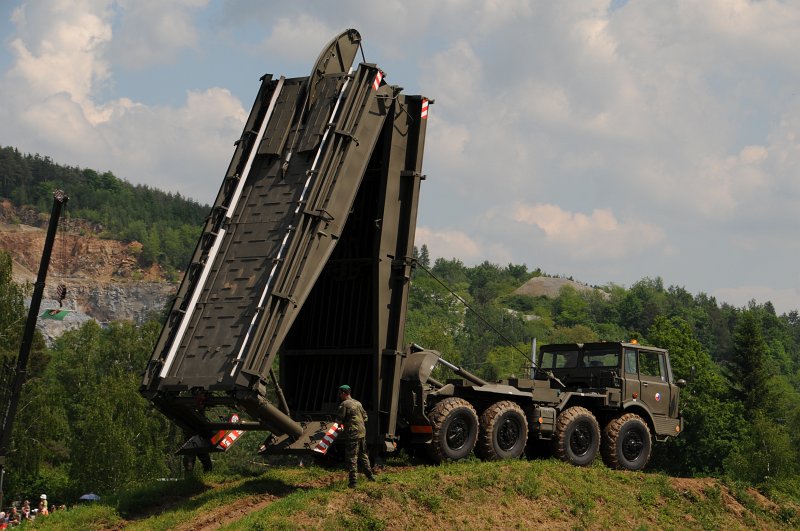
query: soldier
[{"left": 336, "top": 384, "right": 376, "bottom": 487}]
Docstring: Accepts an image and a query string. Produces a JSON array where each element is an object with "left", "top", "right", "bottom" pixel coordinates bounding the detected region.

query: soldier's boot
[
  {"left": 365, "top": 468, "right": 376, "bottom": 482},
  {"left": 348, "top": 472, "right": 357, "bottom": 488}
]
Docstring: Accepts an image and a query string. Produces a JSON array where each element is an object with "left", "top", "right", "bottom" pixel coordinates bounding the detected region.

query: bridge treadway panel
[{"left": 153, "top": 65, "right": 389, "bottom": 391}]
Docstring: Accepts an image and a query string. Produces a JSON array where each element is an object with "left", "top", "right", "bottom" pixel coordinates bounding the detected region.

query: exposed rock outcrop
[
  {"left": 513, "top": 276, "right": 609, "bottom": 300},
  {"left": 1, "top": 219, "right": 178, "bottom": 343}
]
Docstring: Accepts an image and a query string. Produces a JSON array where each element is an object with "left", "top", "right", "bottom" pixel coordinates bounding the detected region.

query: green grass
[{"left": 26, "top": 457, "right": 800, "bottom": 530}]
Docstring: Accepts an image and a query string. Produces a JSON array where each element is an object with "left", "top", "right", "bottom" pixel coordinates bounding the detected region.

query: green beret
[{"left": 338, "top": 384, "right": 351, "bottom": 392}]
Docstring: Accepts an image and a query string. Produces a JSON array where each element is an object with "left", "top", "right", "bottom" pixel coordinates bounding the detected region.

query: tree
[
  {"left": 724, "top": 412, "right": 797, "bottom": 486},
  {"left": 10, "top": 320, "right": 173, "bottom": 499},
  {"left": 485, "top": 343, "right": 531, "bottom": 381},
  {"left": 728, "top": 309, "right": 770, "bottom": 410},
  {"left": 419, "top": 244, "right": 430, "bottom": 268},
  {"left": 647, "top": 316, "right": 742, "bottom": 475},
  {"left": 0, "top": 251, "right": 26, "bottom": 354},
  {"left": 553, "top": 286, "right": 590, "bottom": 328}
]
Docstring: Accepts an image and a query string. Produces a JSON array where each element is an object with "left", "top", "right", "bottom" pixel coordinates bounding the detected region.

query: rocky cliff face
[{"left": 0, "top": 213, "right": 178, "bottom": 343}]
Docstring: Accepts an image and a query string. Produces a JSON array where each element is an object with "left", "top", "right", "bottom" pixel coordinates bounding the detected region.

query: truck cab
[{"left": 529, "top": 342, "right": 684, "bottom": 470}]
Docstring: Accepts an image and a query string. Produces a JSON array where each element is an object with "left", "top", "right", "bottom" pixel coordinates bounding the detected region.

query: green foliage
[
  {"left": 648, "top": 316, "right": 743, "bottom": 475},
  {"left": 724, "top": 412, "right": 798, "bottom": 485},
  {"left": 552, "top": 285, "right": 590, "bottom": 327},
  {"left": 727, "top": 308, "right": 771, "bottom": 410},
  {"left": 5, "top": 319, "right": 174, "bottom": 502},
  {"left": 0, "top": 145, "right": 207, "bottom": 272},
  {"left": 0, "top": 251, "right": 27, "bottom": 354}
]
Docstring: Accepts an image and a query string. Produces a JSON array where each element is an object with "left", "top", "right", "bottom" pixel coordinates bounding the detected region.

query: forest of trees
[
  {"left": 0, "top": 145, "right": 208, "bottom": 272},
  {"left": 1, "top": 246, "right": 799, "bottom": 505}
]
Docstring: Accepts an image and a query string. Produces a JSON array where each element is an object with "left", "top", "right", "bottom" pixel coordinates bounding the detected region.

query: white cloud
[
  {"left": 512, "top": 203, "right": 665, "bottom": 260},
  {"left": 110, "top": 0, "right": 207, "bottom": 69},
  {"left": 258, "top": 13, "right": 339, "bottom": 64},
  {"left": 415, "top": 226, "right": 481, "bottom": 260},
  {"left": 2, "top": 0, "right": 800, "bottom": 312},
  {"left": 415, "top": 226, "right": 513, "bottom": 265},
  {"left": 0, "top": 0, "right": 244, "bottom": 203},
  {"left": 7, "top": 1, "right": 112, "bottom": 110},
  {"left": 93, "top": 88, "right": 246, "bottom": 198}
]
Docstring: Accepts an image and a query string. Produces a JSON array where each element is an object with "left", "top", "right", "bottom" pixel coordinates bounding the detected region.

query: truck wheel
[
  {"left": 601, "top": 413, "right": 652, "bottom": 471},
  {"left": 476, "top": 401, "right": 528, "bottom": 460},
  {"left": 551, "top": 406, "right": 600, "bottom": 466},
  {"left": 427, "top": 397, "right": 479, "bottom": 463}
]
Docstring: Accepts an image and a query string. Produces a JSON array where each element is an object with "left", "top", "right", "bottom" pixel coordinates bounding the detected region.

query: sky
[{"left": 1, "top": 0, "right": 800, "bottom": 314}]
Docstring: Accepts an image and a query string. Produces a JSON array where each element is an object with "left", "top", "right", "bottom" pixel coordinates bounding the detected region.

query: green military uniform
[{"left": 336, "top": 386, "right": 375, "bottom": 487}]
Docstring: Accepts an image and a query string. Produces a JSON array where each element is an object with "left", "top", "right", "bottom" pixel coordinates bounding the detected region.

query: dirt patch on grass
[
  {"left": 670, "top": 477, "right": 750, "bottom": 521},
  {"left": 177, "top": 493, "right": 279, "bottom": 531}
]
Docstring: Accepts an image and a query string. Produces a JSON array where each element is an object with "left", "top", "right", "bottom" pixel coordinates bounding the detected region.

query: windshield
[
  {"left": 581, "top": 348, "right": 620, "bottom": 368},
  {"left": 539, "top": 350, "right": 579, "bottom": 369},
  {"left": 538, "top": 347, "right": 620, "bottom": 370}
]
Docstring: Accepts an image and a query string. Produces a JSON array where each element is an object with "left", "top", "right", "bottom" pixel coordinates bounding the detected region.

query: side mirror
[{"left": 676, "top": 378, "right": 687, "bottom": 388}]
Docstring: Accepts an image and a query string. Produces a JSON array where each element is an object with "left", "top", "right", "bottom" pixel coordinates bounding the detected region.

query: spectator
[
  {"left": 20, "top": 501, "right": 29, "bottom": 521},
  {"left": 7, "top": 508, "right": 19, "bottom": 526},
  {"left": 38, "top": 495, "right": 48, "bottom": 516}
]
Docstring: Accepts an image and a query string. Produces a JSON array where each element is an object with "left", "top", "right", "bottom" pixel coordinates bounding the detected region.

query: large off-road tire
[
  {"left": 551, "top": 406, "right": 600, "bottom": 466},
  {"left": 601, "top": 413, "right": 652, "bottom": 471},
  {"left": 476, "top": 401, "right": 528, "bottom": 460},
  {"left": 427, "top": 397, "right": 479, "bottom": 463}
]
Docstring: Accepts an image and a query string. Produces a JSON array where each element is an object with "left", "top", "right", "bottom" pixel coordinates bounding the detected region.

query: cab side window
[
  {"left": 624, "top": 349, "right": 637, "bottom": 374},
  {"left": 639, "top": 351, "right": 666, "bottom": 382}
]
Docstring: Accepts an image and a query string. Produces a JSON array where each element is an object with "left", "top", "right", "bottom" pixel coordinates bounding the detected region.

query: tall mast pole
[{"left": 0, "top": 189, "right": 68, "bottom": 507}]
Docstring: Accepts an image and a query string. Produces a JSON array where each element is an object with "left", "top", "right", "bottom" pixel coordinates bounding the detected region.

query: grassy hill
[{"left": 30, "top": 458, "right": 799, "bottom": 530}]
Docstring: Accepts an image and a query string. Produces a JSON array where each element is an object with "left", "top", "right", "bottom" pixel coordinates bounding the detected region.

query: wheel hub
[
  {"left": 497, "top": 417, "right": 520, "bottom": 451},
  {"left": 570, "top": 424, "right": 593, "bottom": 456},
  {"left": 621, "top": 430, "right": 643, "bottom": 461},
  {"left": 447, "top": 418, "right": 469, "bottom": 450}
]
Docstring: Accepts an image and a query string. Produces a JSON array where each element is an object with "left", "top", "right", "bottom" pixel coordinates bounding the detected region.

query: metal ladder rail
[
  {"left": 142, "top": 75, "right": 281, "bottom": 388},
  {"left": 157, "top": 73, "right": 349, "bottom": 389},
  {"left": 157, "top": 77, "right": 286, "bottom": 380},
  {"left": 242, "top": 65, "right": 391, "bottom": 380},
  {"left": 226, "top": 68, "right": 359, "bottom": 379}
]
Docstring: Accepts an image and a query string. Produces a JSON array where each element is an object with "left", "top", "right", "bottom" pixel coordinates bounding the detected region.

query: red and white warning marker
[
  {"left": 372, "top": 70, "right": 384, "bottom": 91},
  {"left": 313, "top": 422, "right": 343, "bottom": 454},
  {"left": 421, "top": 98, "right": 429, "bottom": 119},
  {"left": 210, "top": 413, "right": 246, "bottom": 451}
]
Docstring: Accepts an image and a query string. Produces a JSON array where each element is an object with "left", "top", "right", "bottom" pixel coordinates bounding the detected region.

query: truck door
[
  {"left": 622, "top": 348, "right": 639, "bottom": 401},
  {"left": 638, "top": 350, "right": 670, "bottom": 417}
]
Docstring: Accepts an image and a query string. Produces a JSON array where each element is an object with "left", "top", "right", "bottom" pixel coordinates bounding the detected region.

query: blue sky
[{"left": 2, "top": 0, "right": 800, "bottom": 314}]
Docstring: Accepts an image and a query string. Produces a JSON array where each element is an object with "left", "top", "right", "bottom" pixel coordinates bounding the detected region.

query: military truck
[
  {"left": 398, "top": 341, "right": 684, "bottom": 470},
  {"left": 140, "top": 29, "right": 683, "bottom": 472}
]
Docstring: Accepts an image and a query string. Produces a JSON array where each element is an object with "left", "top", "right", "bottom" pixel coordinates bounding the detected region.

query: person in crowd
[
  {"left": 20, "top": 501, "right": 29, "bottom": 521},
  {"left": 7, "top": 508, "right": 19, "bottom": 526},
  {"left": 38, "top": 494, "right": 48, "bottom": 516}
]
